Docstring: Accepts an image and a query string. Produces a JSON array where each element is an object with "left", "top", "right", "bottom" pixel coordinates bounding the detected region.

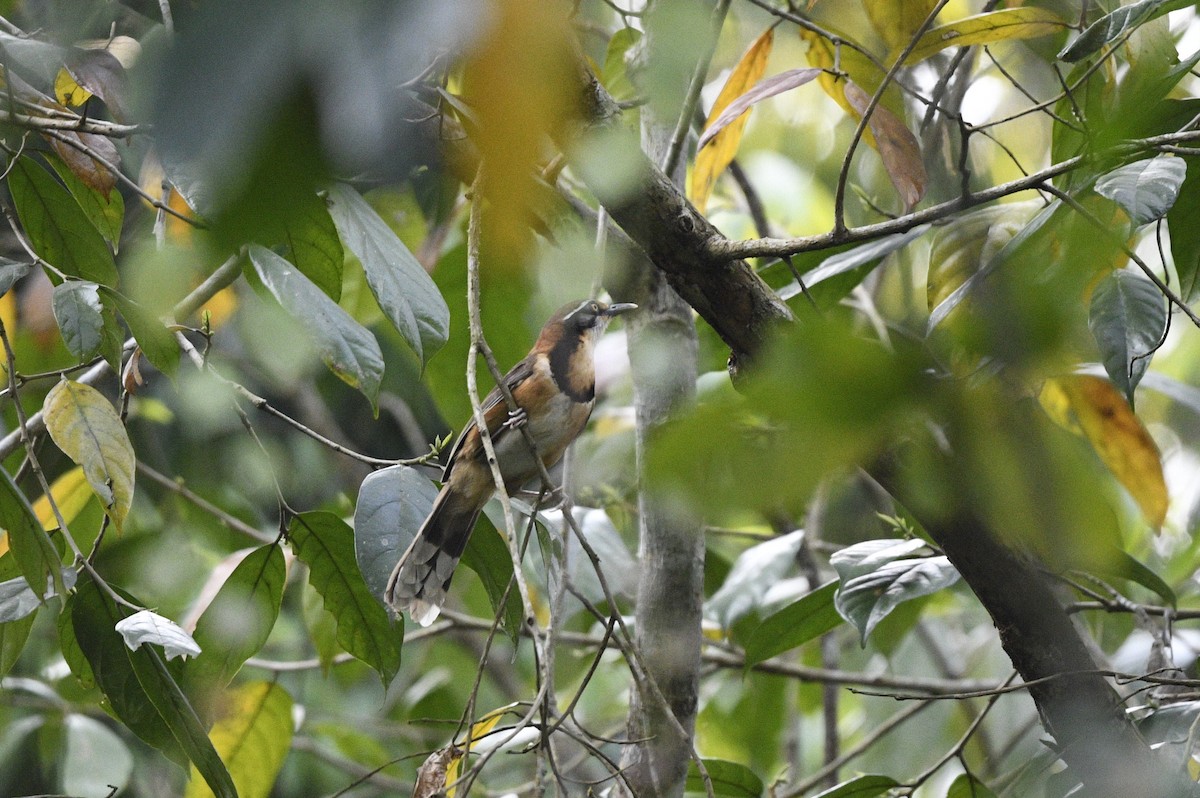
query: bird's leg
[{"left": 501, "top": 406, "right": 528, "bottom": 431}]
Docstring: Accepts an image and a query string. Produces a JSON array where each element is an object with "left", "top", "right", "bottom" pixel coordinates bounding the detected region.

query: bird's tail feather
[{"left": 385, "top": 485, "right": 481, "bottom": 627}]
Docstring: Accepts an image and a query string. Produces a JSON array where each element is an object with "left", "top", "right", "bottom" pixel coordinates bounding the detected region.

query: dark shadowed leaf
[
  {"left": 62, "top": 48, "right": 130, "bottom": 121},
  {"left": 49, "top": 131, "right": 120, "bottom": 197},
  {"left": 249, "top": 244, "right": 384, "bottom": 409},
  {"left": 1168, "top": 157, "right": 1200, "bottom": 302},
  {"left": 0, "top": 609, "right": 35, "bottom": 678},
  {"left": 0, "top": 261, "right": 32, "bottom": 297},
  {"left": 1059, "top": 0, "right": 1191, "bottom": 61},
  {"left": 811, "top": 774, "right": 900, "bottom": 798},
  {"left": 47, "top": 153, "right": 125, "bottom": 250},
  {"left": 52, "top": 281, "right": 104, "bottom": 360},
  {"left": 326, "top": 184, "right": 449, "bottom": 364},
  {"left": 946, "top": 773, "right": 999, "bottom": 798},
  {"left": 743, "top": 580, "right": 842, "bottom": 667},
  {"left": 283, "top": 192, "right": 344, "bottom": 301},
  {"left": 8, "top": 157, "right": 118, "bottom": 286},
  {"left": 0, "top": 465, "right": 64, "bottom": 599},
  {"left": 684, "top": 758, "right": 764, "bottom": 797},
  {"left": 1094, "top": 157, "right": 1186, "bottom": 225},
  {"left": 843, "top": 82, "right": 925, "bottom": 210},
  {"left": 1088, "top": 269, "right": 1165, "bottom": 405},
  {"left": 289, "top": 511, "right": 401, "bottom": 686},
  {"left": 781, "top": 225, "right": 930, "bottom": 305},
  {"left": 468, "top": 507, "right": 525, "bottom": 642}
]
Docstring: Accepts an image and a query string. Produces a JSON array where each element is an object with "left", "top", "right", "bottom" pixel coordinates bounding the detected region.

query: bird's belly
[{"left": 495, "top": 392, "right": 592, "bottom": 491}]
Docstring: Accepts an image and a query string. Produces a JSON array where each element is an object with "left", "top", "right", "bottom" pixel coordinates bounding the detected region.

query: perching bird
[{"left": 386, "top": 298, "right": 637, "bottom": 626}]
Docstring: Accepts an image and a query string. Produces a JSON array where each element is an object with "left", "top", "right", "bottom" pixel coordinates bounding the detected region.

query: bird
[{"left": 385, "top": 298, "right": 637, "bottom": 626}]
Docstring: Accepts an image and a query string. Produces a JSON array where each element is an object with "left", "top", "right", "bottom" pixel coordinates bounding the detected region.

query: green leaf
[
  {"left": 186, "top": 544, "right": 285, "bottom": 700},
  {"left": 52, "top": 281, "right": 105, "bottom": 360},
  {"left": 101, "top": 287, "right": 181, "bottom": 377},
  {"left": 282, "top": 192, "right": 344, "bottom": 301},
  {"left": 325, "top": 183, "right": 449, "bottom": 364},
  {"left": 59, "top": 713, "right": 134, "bottom": 797},
  {"left": 1088, "top": 270, "right": 1165, "bottom": 405},
  {"left": 57, "top": 604, "right": 95, "bottom": 689},
  {"left": 743, "top": 581, "right": 842, "bottom": 667},
  {"left": 0, "top": 611, "right": 35, "bottom": 678},
  {"left": 602, "top": 27, "right": 643, "bottom": 102},
  {"left": 185, "top": 681, "right": 293, "bottom": 798},
  {"left": 1094, "top": 546, "right": 1176, "bottom": 607},
  {"left": 249, "top": 244, "right": 384, "bottom": 410},
  {"left": 706, "top": 530, "right": 806, "bottom": 629},
  {"left": 1094, "top": 157, "right": 1186, "bottom": 225},
  {"left": 47, "top": 151, "right": 125, "bottom": 250},
  {"left": 811, "top": 774, "right": 900, "bottom": 798},
  {"left": 43, "top": 379, "right": 136, "bottom": 530},
  {"left": 783, "top": 226, "right": 929, "bottom": 309},
  {"left": 465, "top": 508, "right": 524, "bottom": 642},
  {"left": 0, "top": 465, "right": 64, "bottom": 599},
  {"left": 684, "top": 758, "right": 764, "bottom": 797},
  {"left": 288, "top": 511, "right": 401, "bottom": 686},
  {"left": 0, "top": 260, "right": 32, "bottom": 297},
  {"left": 946, "top": 773, "right": 998, "bottom": 798},
  {"left": 1059, "top": 0, "right": 1192, "bottom": 62},
  {"left": 353, "top": 464, "right": 436, "bottom": 599},
  {"left": 7, "top": 157, "right": 118, "bottom": 286},
  {"left": 831, "top": 540, "right": 959, "bottom": 644},
  {"left": 302, "top": 581, "right": 340, "bottom": 674},
  {"left": 1168, "top": 157, "right": 1200, "bottom": 303}
]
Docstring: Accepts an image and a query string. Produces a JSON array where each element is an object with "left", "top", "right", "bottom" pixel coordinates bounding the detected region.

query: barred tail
[{"left": 385, "top": 485, "right": 482, "bottom": 626}]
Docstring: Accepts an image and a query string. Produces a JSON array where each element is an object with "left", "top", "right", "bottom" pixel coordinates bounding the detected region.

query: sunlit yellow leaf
[
  {"left": 185, "top": 682, "right": 293, "bottom": 798},
  {"left": 898, "top": 8, "right": 1070, "bottom": 65},
  {"left": 1039, "top": 375, "right": 1168, "bottom": 527},
  {"left": 32, "top": 466, "right": 93, "bottom": 531},
  {"left": 43, "top": 379, "right": 135, "bottom": 530},
  {"left": 54, "top": 68, "right": 91, "bottom": 107},
  {"left": 800, "top": 27, "right": 906, "bottom": 150},
  {"left": 691, "top": 28, "right": 774, "bottom": 213},
  {"left": 865, "top": 0, "right": 940, "bottom": 52},
  {"left": 444, "top": 703, "right": 519, "bottom": 797}
]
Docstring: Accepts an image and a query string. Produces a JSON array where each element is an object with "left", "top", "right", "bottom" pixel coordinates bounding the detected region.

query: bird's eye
[{"left": 589, "top": 303, "right": 599, "bottom": 313}]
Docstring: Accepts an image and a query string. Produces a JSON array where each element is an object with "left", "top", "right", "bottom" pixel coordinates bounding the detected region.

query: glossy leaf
[
  {"left": 186, "top": 544, "right": 286, "bottom": 697},
  {"left": 843, "top": 81, "right": 925, "bottom": 210},
  {"left": 684, "top": 758, "right": 764, "bottom": 797},
  {"left": 900, "top": 8, "right": 1069, "bottom": 65},
  {"left": 1094, "top": 546, "right": 1176, "bottom": 607},
  {"left": 698, "top": 68, "right": 821, "bottom": 152},
  {"left": 282, "top": 191, "right": 344, "bottom": 301},
  {"left": 691, "top": 28, "right": 774, "bottom": 213},
  {"left": 353, "top": 464, "right": 435, "bottom": 599},
  {"left": 185, "top": 682, "right": 293, "bottom": 798},
  {"left": 0, "top": 463, "right": 64, "bottom": 599},
  {"left": 811, "top": 774, "right": 900, "bottom": 798},
  {"left": 1169, "top": 157, "right": 1200, "bottom": 302},
  {"left": 43, "top": 379, "right": 136, "bottom": 530},
  {"left": 1059, "top": 0, "right": 1192, "bottom": 62},
  {"left": 743, "top": 580, "right": 841, "bottom": 667},
  {"left": 0, "top": 260, "right": 32, "bottom": 297},
  {"left": 102, "top": 287, "right": 181, "bottom": 377},
  {"left": 706, "top": 530, "right": 805, "bottom": 629},
  {"left": 52, "top": 281, "right": 104, "bottom": 360},
  {"left": 1094, "top": 157, "right": 1186, "bottom": 225},
  {"left": 249, "top": 244, "right": 384, "bottom": 409},
  {"left": 289, "top": 511, "right": 401, "bottom": 686},
  {"left": 1039, "top": 375, "right": 1167, "bottom": 526},
  {"left": 7, "top": 157, "right": 118, "bottom": 286},
  {"left": 115, "top": 609, "right": 201, "bottom": 661},
  {"left": 832, "top": 540, "right": 959, "bottom": 644},
  {"left": 1088, "top": 269, "right": 1165, "bottom": 404},
  {"left": 325, "top": 184, "right": 449, "bottom": 364},
  {"left": 782, "top": 225, "right": 930, "bottom": 304}
]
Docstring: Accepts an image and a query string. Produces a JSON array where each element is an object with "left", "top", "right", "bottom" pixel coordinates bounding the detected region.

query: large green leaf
[
  {"left": 831, "top": 540, "right": 960, "bottom": 644},
  {"left": 7, "top": 157, "right": 118, "bottom": 286},
  {"left": 684, "top": 758, "right": 764, "bottom": 797},
  {"left": 51, "top": 281, "right": 105, "bottom": 360},
  {"left": 288, "top": 511, "right": 401, "bottom": 686},
  {"left": 186, "top": 544, "right": 285, "bottom": 702},
  {"left": 353, "top": 464, "right": 435, "bottom": 599},
  {"left": 467, "top": 507, "right": 524, "bottom": 642},
  {"left": 102, "top": 288, "right": 181, "bottom": 377},
  {"left": 1094, "top": 157, "right": 1186, "bottom": 226},
  {"left": 46, "top": 151, "right": 125, "bottom": 250},
  {"left": 0, "top": 260, "right": 31, "bottom": 297},
  {"left": 1088, "top": 269, "right": 1165, "bottom": 406},
  {"left": 946, "top": 773, "right": 998, "bottom": 798},
  {"left": 706, "top": 530, "right": 806, "bottom": 629},
  {"left": 249, "top": 244, "right": 384, "bottom": 410},
  {"left": 0, "top": 609, "right": 35, "bottom": 678},
  {"left": 1168, "top": 156, "right": 1200, "bottom": 303},
  {"left": 1059, "top": 0, "right": 1193, "bottom": 62},
  {"left": 71, "top": 576, "right": 237, "bottom": 798},
  {"left": 282, "top": 191, "right": 344, "bottom": 301},
  {"left": 743, "top": 581, "right": 842, "bottom": 667},
  {"left": 185, "top": 681, "right": 293, "bottom": 798},
  {"left": 43, "top": 379, "right": 136, "bottom": 531},
  {"left": 811, "top": 775, "right": 900, "bottom": 798},
  {"left": 0, "top": 465, "right": 64, "bottom": 599},
  {"left": 325, "top": 183, "right": 449, "bottom": 364}
]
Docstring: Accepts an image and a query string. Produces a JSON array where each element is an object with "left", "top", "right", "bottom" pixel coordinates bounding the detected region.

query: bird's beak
[{"left": 603, "top": 303, "right": 638, "bottom": 317}]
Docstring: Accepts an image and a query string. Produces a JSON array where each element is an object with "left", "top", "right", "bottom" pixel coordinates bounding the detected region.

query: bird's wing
[{"left": 440, "top": 357, "right": 535, "bottom": 481}]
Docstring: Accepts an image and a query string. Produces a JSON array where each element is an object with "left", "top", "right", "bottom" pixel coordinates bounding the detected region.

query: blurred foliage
[{"left": 0, "top": 1, "right": 1195, "bottom": 797}]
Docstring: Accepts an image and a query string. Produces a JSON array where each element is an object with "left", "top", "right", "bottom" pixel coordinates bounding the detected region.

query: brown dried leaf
[
  {"left": 843, "top": 81, "right": 926, "bottom": 210},
  {"left": 47, "top": 130, "right": 118, "bottom": 195},
  {"left": 63, "top": 48, "right": 130, "bottom": 121},
  {"left": 690, "top": 28, "right": 774, "bottom": 214},
  {"left": 412, "top": 746, "right": 457, "bottom": 798}
]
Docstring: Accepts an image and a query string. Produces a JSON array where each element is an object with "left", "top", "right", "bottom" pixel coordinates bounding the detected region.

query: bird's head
[{"left": 542, "top": 298, "right": 637, "bottom": 344}]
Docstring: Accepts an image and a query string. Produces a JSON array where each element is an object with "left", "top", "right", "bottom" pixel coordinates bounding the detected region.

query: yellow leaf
[
  {"left": 800, "top": 27, "right": 906, "bottom": 150},
  {"left": 185, "top": 682, "right": 293, "bottom": 798},
  {"left": 865, "top": 0, "right": 941, "bottom": 52},
  {"left": 691, "top": 28, "right": 774, "bottom": 213},
  {"left": 32, "top": 466, "right": 93, "bottom": 531},
  {"left": 898, "top": 8, "right": 1070, "bottom": 65},
  {"left": 138, "top": 149, "right": 198, "bottom": 245},
  {"left": 444, "top": 703, "right": 519, "bottom": 797},
  {"left": 1039, "top": 375, "right": 1168, "bottom": 527},
  {"left": 54, "top": 68, "right": 91, "bottom": 107}
]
